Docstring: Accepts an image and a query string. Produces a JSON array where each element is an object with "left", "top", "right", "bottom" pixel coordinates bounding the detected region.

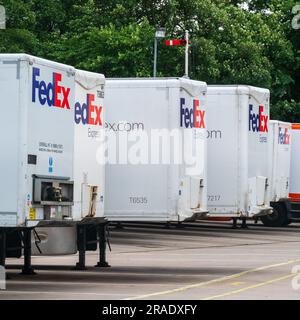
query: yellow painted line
[
  {"left": 230, "top": 282, "right": 246, "bottom": 287},
  {"left": 202, "top": 272, "right": 300, "bottom": 300},
  {"left": 124, "top": 259, "right": 300, "bottom": 300}
]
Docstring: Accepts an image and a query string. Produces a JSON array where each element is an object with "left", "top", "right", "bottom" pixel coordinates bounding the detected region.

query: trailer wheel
[
  {"left": 261, "top": 203, "right": 288, "bottom": 227},
  {"left": 283, "top": 219, "right": 292, "bottom": 227}
]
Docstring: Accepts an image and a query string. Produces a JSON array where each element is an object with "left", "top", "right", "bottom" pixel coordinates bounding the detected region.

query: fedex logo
[
  {"left": 180, "top": 98, "right": 205, "bottom": 129},
  {"left": 32, "top": 67, "right": 71, "bottom": 109},
  {"left": 75, "top": 94, "right": 103, "bottom": 126},
  {"left": 249, "top": 105, "right": 268, "bottom": 133},
  {"left": 278, "top": 127, "right": 290, "bottom": 145}
]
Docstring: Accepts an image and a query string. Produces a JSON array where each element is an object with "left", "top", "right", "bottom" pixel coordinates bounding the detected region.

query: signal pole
[
  {"left": 184, "top": 30, "right": 189, "bottom": 78},
  {"left": 153, "top": 27, "right": 166, "bottom": 78},
  {"left": 153, "top": 37, "right": 158, "bottom": 78}
]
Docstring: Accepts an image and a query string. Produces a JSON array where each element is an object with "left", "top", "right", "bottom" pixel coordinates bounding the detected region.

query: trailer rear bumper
[
  {"left": 182, "top": 210, "right": 209, "bottom": 222},
  {"left": 249, "top": 206, "right": 273, "bottom": 218}
]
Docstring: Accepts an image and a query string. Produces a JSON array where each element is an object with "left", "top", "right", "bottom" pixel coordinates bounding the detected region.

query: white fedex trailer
[
  {"left": 261, "top": 121, "right": 292, "bottom": 227},
  {"left": 206, "top": 86, "right": 272, "bottom": 226},
  {"left": 0, "top": 54, "right": 75, "bottom": 273},
  {"left": 0, "top": 55, "right": 109, "bottom": 272},
  {"left": 105, "top": 78, "right": 208, "bottom": 222},
  {"left": 32, "top": 70, "right": 108, "bottom": 262},
  {"left": 73, "top": 69, "right": 110, "bottom": 269},
  {"left": 73, "top": 69, "right": 106, "bottom": 221},
  {"left": 289, "top": 124, "right": 300, "bottom": 221}
]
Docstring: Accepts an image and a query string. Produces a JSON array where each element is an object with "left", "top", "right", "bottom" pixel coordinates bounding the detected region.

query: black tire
[
  {"left": 284, "top": 219, "right": 293, "bottom": 226},
  {"left": 261, "top": 202, "right": 288, "bottom": 227}
]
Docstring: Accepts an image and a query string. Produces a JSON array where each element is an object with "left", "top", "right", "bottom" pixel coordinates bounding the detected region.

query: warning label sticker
[{"left": 29, "top": 208, "right": 36, "bottom": 220}]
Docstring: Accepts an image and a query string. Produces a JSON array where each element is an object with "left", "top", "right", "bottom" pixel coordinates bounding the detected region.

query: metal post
[
  {"left": 184, "top": 30, "right": 189, "bottom": 78},
  {"left": 153, "top": 37, "right": 158, "bottom": 78},
  {"left": 153, "top": 27, "right": 166, "bottom": 78}
]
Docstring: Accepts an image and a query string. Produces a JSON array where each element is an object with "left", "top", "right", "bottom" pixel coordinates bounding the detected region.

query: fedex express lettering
[
  {"left": 278, "top": 127, "right": 290, "bottom": 145},
  {"left": 249, "top": 105, "right": 268, "bottom": 133},
  {"left": 32, "top": 67, "right": 71, "bottom": 109},
  {"left": 75, "top": 94, "right": 103, "bottom": 126},
  {"left": 180, "top": 98, "right": 205, "bottom": 129}
]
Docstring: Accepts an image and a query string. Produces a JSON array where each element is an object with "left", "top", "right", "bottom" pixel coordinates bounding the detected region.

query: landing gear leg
[
  {"left": 232, "top": 218, "right": 238, "bottom": 229},
  {"left": 21, "top": 228, "right": 36, "bottom": 275},
  {"left": 0, "top": 229, "right": 6, "bottom": 269},
  {"left": 0, "top": 229, "right": 9, "bottom": 280},
  {"left": 164, "top": 222, "right": 171, "bottom": 229},
  {"left": 95, "top": 223, "right": 110, "bottom": 268},
  {"left": 74, "top": 225, "right": 87, "bottom": 271},
  {"left": 115, "top": 222, "right": 124, "bottom": 230},
  {"left": 176, "top": 222, "right": 185, "bottom": 229},
  {"left": 241, "top": 218, "right": 248, "bottom": 229}
]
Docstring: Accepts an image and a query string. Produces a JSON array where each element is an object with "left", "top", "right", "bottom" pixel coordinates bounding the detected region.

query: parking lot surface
[{"left": 1, "top": 221, "right": 300, "bottom": 300}]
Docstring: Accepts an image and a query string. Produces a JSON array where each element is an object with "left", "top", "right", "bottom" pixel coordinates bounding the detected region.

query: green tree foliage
[{"left": 0, "top": 0, "right": 299, "bottom": 121}]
